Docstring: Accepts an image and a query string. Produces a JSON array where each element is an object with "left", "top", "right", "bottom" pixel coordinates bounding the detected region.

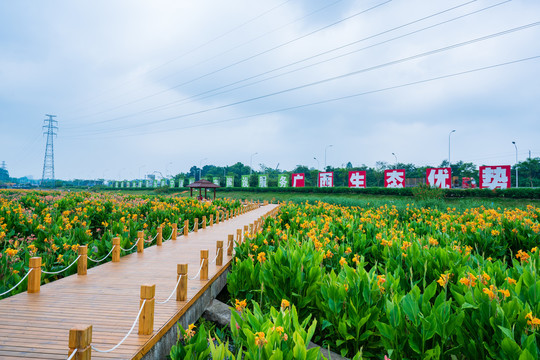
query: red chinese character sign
[
  {"left": 384, "top": 169, "right": 405, "bottom": 188},
  {"left": 318, "top": 172, "right": 333, "bottom": 187},
  {"left": 426, "top": 167, "right": 451, "bottom": 189},
  {"left": 348, "top": 171, "right": 366, "bottom": 188},
  {"left": 479, "top": 165, "right": 511, "bottom": 189},
  {"left": 292, "top": 173, "right": 305, "bottom": 188}
]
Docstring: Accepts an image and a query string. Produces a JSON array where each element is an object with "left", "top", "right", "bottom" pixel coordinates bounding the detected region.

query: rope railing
[
  {"left": 0, "top": 269, "right": 33, "bottom": 296},
  {"left": 156, "top": 275, "right": 184, "bottom": 305},
  {"left": 66, "top": 349, "right": 78, "bottom": 360},
  {"left": 144, "top": 232, "right": 159, "bottom": 243},
  {"left": 87, "top": 246, "right": 116, "bottom": 263},
  {"left": 91, "top": 300, "right": 147, "bottom": 353},
  {"left": 42, "top": 255, "right": 81, "bottom": 275},
  {"left": 120, "top": 238, "right": 140, "bottom": 252},
  {"left": 188, "top": 259, "right": 206, "bottom": 280},
  {"left": 210, "top": 248, "right": 222, "bottom": 264},
  {"left": 163, "top": 228, "right": 174, "bottom": 242}
]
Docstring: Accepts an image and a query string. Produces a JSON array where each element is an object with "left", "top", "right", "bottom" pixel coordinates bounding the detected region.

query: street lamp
[
  {"left": 392, "top": 153, "right": 398, "bottom": 168},
  {"left": 314, "top": 157, "right": 320, "bottom": 171},
  {"left": 250, "top": 152, "right": 258, "bottom": 175},
  {"left": 324, "top": 145, "right": 333, "bottom": 170},
  {"left": 448, "top": 130, "right": 456, "bottom": 166},
  {"left": 512, "top": 141, "right": 518, "bottom": 188},
  {"left": 199, "top": 158, "right": 207, "bottom": 180}
]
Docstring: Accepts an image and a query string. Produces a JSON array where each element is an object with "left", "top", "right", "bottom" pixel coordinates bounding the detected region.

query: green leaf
[
  {"left": 498, "top": 326, "right": 514, "bottom": 340},
  {"left": 501, "top": 338, "right": 521, "bottom": 358},
  {"left": 375, "top": 321, "right": 395, "bottom": 341},
  {"left": 519, "top": 350, "right": 535, "bottom": 360}
]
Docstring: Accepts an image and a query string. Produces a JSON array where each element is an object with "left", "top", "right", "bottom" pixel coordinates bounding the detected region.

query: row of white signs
[{"left": 110, "top": 165, "right": 512, "bottom": 190}]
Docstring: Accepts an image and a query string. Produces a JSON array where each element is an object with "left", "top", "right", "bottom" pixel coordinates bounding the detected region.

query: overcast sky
[{"left": 1, "top": 0, "right": 539, "bottom": 180}]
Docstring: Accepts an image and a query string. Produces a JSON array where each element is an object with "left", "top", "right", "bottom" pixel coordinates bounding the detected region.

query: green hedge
[{"left": 99, "top": 185, "right": 540, "bottom": 199}]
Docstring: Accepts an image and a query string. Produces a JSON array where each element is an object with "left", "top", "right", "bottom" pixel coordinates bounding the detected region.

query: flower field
[
  {"left": 228, "top": 201, "right": 540, "bottom": 359},
  {"left": 0, "top": 190, "right": 241, "bottom": 297}
]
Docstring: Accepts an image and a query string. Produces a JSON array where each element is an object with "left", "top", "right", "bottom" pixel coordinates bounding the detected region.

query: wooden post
[
  {"left": 200, "top": 250, "right": 209, "bottom": 281},
  {"left": 157, "top": 226, "right": 163, "bottom": 246},
  {"left": 226, "top": 211, "right": 229, "bottom": 220},
  {"left": 172, "top": 223, "right": 178, "bottom": 240},
  {"left": 139, "top": 284, "right": 155, "bottom": 335},
  {"left": 216, "top": 211, "right": 220, "bottom": 223},
  {"left": 77, "top": 245, "right": 87, "bottom": 276},
  {"left": 177, "top": 264, "right": 187, "bottom": 301},
  {"left": 202, "top": 216, "right": 207, "bottom": 229},
  {"left": 209, "top": 214, "right": 214, "bottom": 226},
  {"left": 194, "top": 218, "right": 199, "bottom": 232},
  {"left": 236, "top": 228, "right": 242, "bottom": 245},
  {"left": 249, "top": 223, "right": 253, "bottom": 235},
  {"left": 112, "top": 237, "right": 120, "bottom": 262},
  {"left": 216, "top": 241, "right": 223, "bottom": 266},
  {"left": 28, "top": 257, "right": 41, "bottom": 293},
  {"left": 244, "top": 225, "right": 249, "bottom": 239},
  {"left": 184, "top": 220, "right": 189, "bottom": 236},
  {"left": 137, "top": 231, "right": 144, "bottom": 253},
  {"left": 68, "top": 325, "right": 92, "bottom": 360},
  {"left": 227, "top": 234, "right": 234, "bottom": 256}
]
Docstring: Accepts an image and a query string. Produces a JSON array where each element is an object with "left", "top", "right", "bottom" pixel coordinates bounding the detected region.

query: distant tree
[
  {"left": 0, "top": 168, "right": 9, "bottom": 182},
  {"left": 346, "top": 162, "right": 353, "bottom": 169},
  {"left": 516, "top": 157, "right": 540, "bottom": 187}
]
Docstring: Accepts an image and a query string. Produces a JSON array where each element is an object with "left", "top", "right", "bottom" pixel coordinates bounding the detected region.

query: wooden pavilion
[{"left": 187, "top": 179, "right": 220, "bottom": 200}]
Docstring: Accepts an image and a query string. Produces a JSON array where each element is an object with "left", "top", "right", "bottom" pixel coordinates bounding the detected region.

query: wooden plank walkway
[{"left": 0, "top": 204, "right": 279, "bottom": 360}]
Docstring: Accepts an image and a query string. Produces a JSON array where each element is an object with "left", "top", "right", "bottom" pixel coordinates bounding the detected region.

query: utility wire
[
  {"left": 66, "top": 55, "right": 540, "bottom": 139},
  {"left": 64, "top": 0, "right": 389, "bottom": 122},
  {"left": 64, "top": 0, "right": 295, "bottom": 114},
  {"left": 69, "top": 0, "right": 504, "bottom": 128},
  {"left": 64, "top": 21, "right": 540, "bottom": 137}
]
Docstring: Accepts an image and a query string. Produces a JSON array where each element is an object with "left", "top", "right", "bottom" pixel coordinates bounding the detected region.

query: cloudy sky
[{"left": 1, "top": 0, "right": 539, "bottom": 180}]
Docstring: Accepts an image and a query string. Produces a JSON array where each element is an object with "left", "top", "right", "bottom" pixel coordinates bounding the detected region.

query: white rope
[
  {"left": 42, "top": 255, "right": 81, "bottom": 275},
  {"left": 144, "top": 232, "right": 159, "bottom": 243},
  {"left": 66, "top": 349, "right": 77, "bottom": 360},
  {"left": 0, "top": 269, "right": 33, "bottom": 296},
  {"left": 91, "top": 300, "right": 147, "bottom": 353},
  {"left": 210, "top": 248, "right": 222, "bottom": 264},
  {"left": 120, "top": 238, "right": 140, "bottom": 252},
  {"left": 188, "top": 259, "right": 206, "bottom": 280},
  {"left": 164, "top": 228, "right": 173, "bottom": 241},
  {"left": 156, "top": 275, "right": 184, "bottom": 304},
  {"left": 87, "top": 246, "right": 116, "bottom": 263}
]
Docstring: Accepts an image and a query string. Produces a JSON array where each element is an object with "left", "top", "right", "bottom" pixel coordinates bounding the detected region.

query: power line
[
  {"left": 64, "top": 21, "right": 540, "bottom": 137},
  {"left": 73, "top": 0, "right": 504, "bottom": 127},
  {"left": 63, "top": 0, "right": 296, "bottom": 114},
  {"left": 64, "top": 0, "right": 390, "bottom": 122},
  {"left": 65, "top": 55, "right": 540, "bottom": 139}
]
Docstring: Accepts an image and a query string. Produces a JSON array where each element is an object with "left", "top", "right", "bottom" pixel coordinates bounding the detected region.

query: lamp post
[
  {"left": 392, "top": 153, "right": 398, "bottom": 168},
  {"left": 250, "top": 152, "right": 258, "bottom": 175},
  {"left": 448, "top": 130, "right": 456, "bottom": 166},
  {"left": 199, "top": 158, "right": 207, "bottom": 180},
  {"left": 324, "top": 145, "right": 333, "bottom": 170},
  {"left": 512, "top": 141, "right": 518, "bottom": 188},
  {"left": 314, "top": 157, "right": 320, "bottom": 171}
]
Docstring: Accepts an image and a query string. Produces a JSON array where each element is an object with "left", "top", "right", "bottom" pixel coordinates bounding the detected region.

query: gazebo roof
[{"left": 186, "top": 179, "right": 220, "bottom": 188}]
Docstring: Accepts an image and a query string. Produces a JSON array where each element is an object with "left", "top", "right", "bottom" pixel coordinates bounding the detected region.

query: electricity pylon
[{"left": 41, "top": 114, "right": 58, "bottom": 187}]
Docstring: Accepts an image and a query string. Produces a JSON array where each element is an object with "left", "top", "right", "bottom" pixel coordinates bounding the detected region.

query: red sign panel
[
  {"left": 318, "top": 172, "right": 334, "bottom": 187},
  {"left": 348, "top": 171, "right": 366, "bottom": 188},
  {"left": 479, "top": 165, "right": 511, "bottom": 189},
  {"left": 384, "top": 169, "right": 405, "bottom": 188},
  {"left": 426, "top": 167, "right": 452, "bottom": 189},
  {"left": 291, "top": 173, "right": 305, "bottom": 188}
]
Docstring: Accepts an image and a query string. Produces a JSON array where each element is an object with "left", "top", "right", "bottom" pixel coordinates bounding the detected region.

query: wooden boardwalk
[{"left": 0, "top": 204, "right": 278, "bottom": 360}]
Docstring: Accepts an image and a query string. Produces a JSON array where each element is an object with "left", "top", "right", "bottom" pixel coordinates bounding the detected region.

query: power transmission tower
[{"left": 41, "top": 114, "right": 58, "bottom": 187}]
